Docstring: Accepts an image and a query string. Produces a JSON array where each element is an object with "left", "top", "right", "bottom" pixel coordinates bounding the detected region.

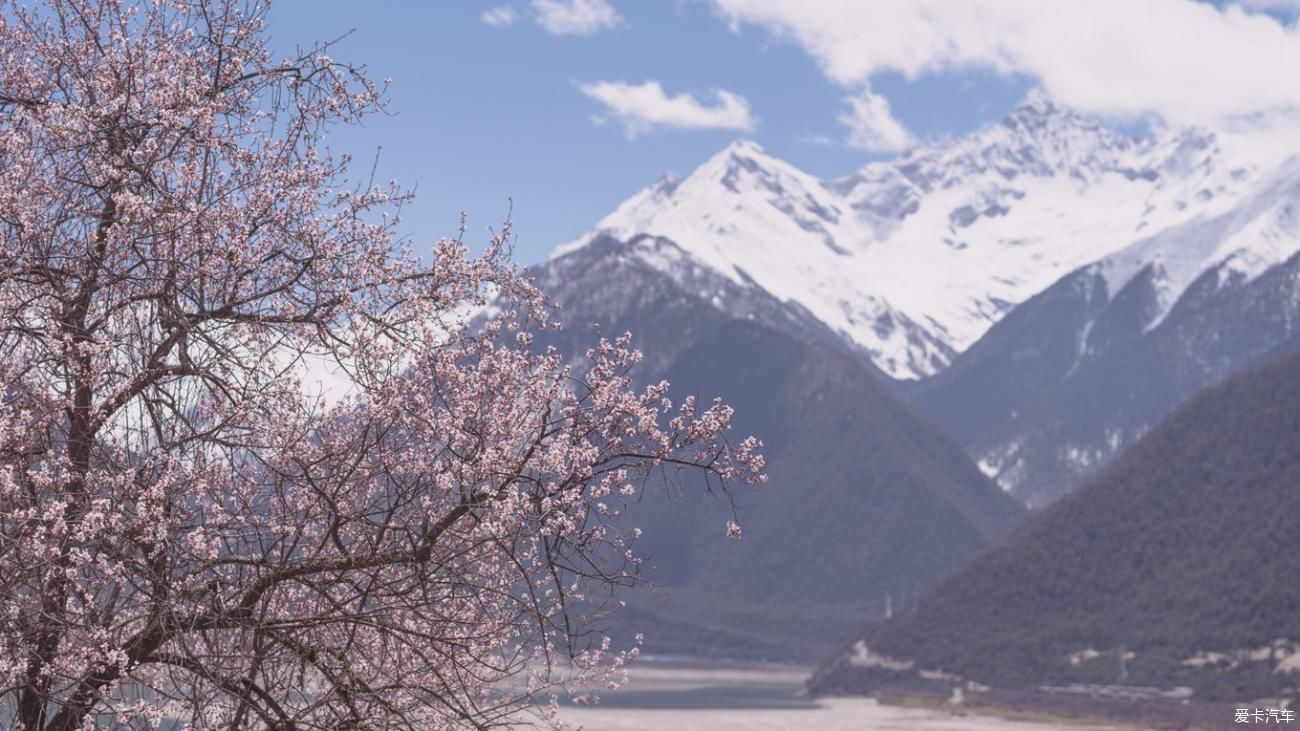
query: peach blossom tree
[{"left": 0, "top": 1, "right": 763, "bottom": 728}]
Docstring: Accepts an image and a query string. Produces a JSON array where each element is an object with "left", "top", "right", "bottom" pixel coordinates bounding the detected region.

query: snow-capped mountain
[
  {"left": 522, "top": 89, "right": 1300, "bottom": 661},
  {"left": 908, "top": 154, "right": 1300, "bottom": 504},
  {"left": 555, "top": 89, "right": 1293, "bottom": 380},
  {"left": 547, "top": 87, "right": 1300, "bottom": 504}
]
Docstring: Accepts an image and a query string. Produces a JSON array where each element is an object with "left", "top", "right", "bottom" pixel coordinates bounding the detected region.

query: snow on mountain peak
[
  {"left": 1014, "top": 85, "right": 1056, "bottom": 115},
  {"left": 717, "top": 137, "right": 766, "bottom": 156},
  {"left": 1095, "top": 154, "right": 1300, "bottom": 330},
  {"left": 553, "top": 90, "right": 1298, "bottom": 380}
]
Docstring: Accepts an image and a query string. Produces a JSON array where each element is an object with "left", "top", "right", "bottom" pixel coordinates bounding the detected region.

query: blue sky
[
  {"left": 265, "top": 2, "right": 1033, "bottom": 264},
  {"left": 266, "top": 1, "right": 1300, "bottom": 265}
]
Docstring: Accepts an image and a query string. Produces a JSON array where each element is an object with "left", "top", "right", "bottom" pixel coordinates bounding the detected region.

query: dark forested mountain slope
[
  {"left": 529, "top": 237, "right": 1026, "bottom": 659},
  {"left": 814, "top": 352, "right": 1300, "bottom": 700}
]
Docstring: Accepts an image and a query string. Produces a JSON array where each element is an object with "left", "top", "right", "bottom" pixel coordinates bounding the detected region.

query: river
[{"left": 541, "top": 661, "right": 1144, "bottom": 730}]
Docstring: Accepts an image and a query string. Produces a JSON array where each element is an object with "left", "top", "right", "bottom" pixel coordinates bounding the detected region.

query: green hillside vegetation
[{"left": 811, "top": 352, "right": 1300, "bottom": 700}]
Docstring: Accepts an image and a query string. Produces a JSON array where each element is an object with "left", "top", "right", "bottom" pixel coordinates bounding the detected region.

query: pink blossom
[{"left": 0, "top": 2, "right": 764, "bottom": 728}]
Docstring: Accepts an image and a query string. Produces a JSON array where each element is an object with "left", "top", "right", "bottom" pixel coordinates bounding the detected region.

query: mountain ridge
[{"left": 555, "top": 88, "right": 1294, "bottom": 381}]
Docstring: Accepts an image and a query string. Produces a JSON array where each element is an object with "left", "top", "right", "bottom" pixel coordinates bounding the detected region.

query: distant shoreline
[{"left": 864, "top": 684, "right": 1222, "bottom": 730}]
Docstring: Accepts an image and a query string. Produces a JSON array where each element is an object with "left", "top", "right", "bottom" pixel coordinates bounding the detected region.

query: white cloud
[
  {"left": 480, "top": 6, "right": 520, "bottom": 27},
  {"left": 709, "top": 0, "right": 1300, "bottom": 131},
  {"left": 577, "top": 80, "right": 757, "bottom": 137},
  {"left": 796, "top": 133, "right": 836, "bottom": 146},
  {"left": 531, "top": 0, "right": 624, "bottom": 36},
  {"left": 840, "top": 88, "right": 913, "bottom": 152}
]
